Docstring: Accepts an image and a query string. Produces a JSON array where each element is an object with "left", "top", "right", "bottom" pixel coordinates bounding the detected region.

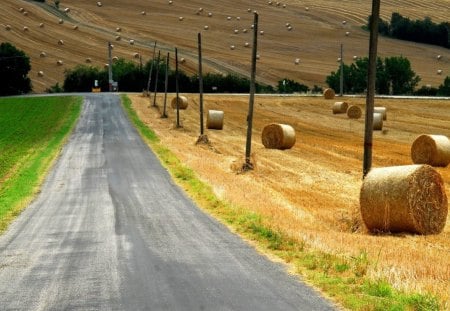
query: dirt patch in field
[{"left": 130, "top": 93, "right": 449, "bottom": 302}]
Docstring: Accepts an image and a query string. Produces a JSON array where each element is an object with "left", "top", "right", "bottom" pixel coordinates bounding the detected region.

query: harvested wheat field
[
  {"left": 1, "top": 0, "right": 450, "bottom": 92},
  {"left": 129, "top": 93, "right": 450, "bottom": 305}
]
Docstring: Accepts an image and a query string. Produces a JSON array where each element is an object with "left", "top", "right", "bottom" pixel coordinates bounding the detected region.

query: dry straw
[
  {"left": 171, "top": 96, "right": 188, "bottom": 110},
  {"left": 347, "top": 105, "right": 362, "bottom": 119},
  {"left": 373, "top": 112, "right": 383, "bottom": 130},
  {"left": 374, "top": 106, "right": 387, "bottom": 120},
  {"left": 360, "top": 164, "right": 448, "bottom": 234},
  {"left": 323, "top": 88, "right": 335, "bottom": 99},
  {"left": 411, "top": 134, "right": 450, "bottom": 167},
  {"left": 207, "top": 110, "right": 224, "bottom": 130},
  {"left": 261, "top": 123, "right": 296, "bottom": 150},
  {"left": 332, "top": 101, "right": 348, "bottom": 114}
]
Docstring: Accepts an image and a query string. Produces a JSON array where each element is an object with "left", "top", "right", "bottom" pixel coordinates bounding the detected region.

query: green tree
[
  {"left": 437, "top": 76, "right": 450, "bottom": 96},
  {"left": 385, "top": 56, "right": 420, "bottom": 95},
  {"left": 63, "top": 65, "right": 107, "bottom": 92},
  {"left": 0, "top": 42, "right": 32, "bottom": 95}
]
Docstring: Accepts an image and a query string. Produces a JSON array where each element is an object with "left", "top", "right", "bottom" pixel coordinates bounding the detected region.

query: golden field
[
  {"left": 130, "top": 93, "right": 449, "bottom": 306},
  {"left": 0, "top": 0, "right": 449, "bottom": 92}
]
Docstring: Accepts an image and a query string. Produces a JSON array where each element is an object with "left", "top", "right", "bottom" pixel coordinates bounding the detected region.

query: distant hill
[{"left": 1, "top": 0, "right": 449, "bottom": 93}]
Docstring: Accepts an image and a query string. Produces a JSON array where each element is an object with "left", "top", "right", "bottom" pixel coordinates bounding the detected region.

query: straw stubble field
[{"left": 129, "top": 94, "right": 449, "bottom": 304}]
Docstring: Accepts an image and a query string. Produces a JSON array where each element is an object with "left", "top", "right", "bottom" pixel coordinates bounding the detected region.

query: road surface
[{"left": 0, "top": 94, "right": 335, "bottom": 310}]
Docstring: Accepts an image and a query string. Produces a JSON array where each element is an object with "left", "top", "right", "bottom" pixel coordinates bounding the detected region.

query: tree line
[
  {"left": 326, "top": 56, "right": 450, "bottom": 96},
  {"left": 369, "top": 13, "right": 450, "bottom": 49}
]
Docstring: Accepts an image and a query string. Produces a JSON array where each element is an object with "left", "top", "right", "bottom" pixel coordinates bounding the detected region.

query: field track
[{"left": 0, "top": 0, "right": 449, "bottom": 92}]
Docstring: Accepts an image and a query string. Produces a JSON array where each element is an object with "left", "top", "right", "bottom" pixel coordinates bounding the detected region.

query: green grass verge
[
  {"left": 0, "top": 96, "right": 82, "bottom": 233},
  {"left": 121, "top": 94, "right": 442, "bottom": 311}
]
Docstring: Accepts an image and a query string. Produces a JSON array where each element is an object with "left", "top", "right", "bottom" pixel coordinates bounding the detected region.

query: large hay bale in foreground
[
  {"left": 374, "top": 107, "right": 387, "bottom": 120},
  {"left": 360, "top": 165, "right": 448, "bottom": 234},
  {"left": 332, "top": 101, "right": 348, "bottom": 114},
  {"left": 323, "top": 88, "right": 335, "bottom": 99},
  {"left": 411, "top": 134, "right": 450, "bottom": 167},
  {"left": 171, "top": 96, "right": 188, "bottom": 110},
  {"left": 347, "top": 105, "right": 362, "bottom": 119},
  {"left": 207, "top": 110, "right": 224, "bottom": 130},
  {"left": 373, "top": 112, "right": 383, "bottom": 131},
  {"left": 261, "top": 123, "right": 296, "bottom": 150}
]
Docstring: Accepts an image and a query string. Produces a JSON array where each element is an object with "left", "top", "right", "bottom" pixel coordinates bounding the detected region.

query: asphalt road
[{"left": 0, "top": 94, "right": 335, "bottom": 310}]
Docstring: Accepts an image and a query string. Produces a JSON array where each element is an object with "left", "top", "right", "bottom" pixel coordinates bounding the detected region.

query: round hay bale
[
  {"left": 283, "top": 4, "right": 286, "bottom": 8},
  {"left": 305, "top": 7, "right": 309, "bottom": 11},
  {"left": 56, "top": 60, "right": 63, "bottom": 66},
  {"left": 230, "top": 45, "right": 235, "bottom": 50},
  {"left": 115, "top": 35, "right": 121, "bottom": 41},
  {"left": 204, "top": 25, "right": 209, "bottom": 30},
  {"left": 112, "top": 56, "right": 119, "bottom": 62},
  {"left": 234, "top": 29, "right": 239, "bottom": 34},
  {"left": 133, "top": 53, "right": 140, "bottom": 59},
  {"left": 207, "top": 110, "right": 224, "bottom": 130},
  {"left": 411, "top": 134, "right": 450, "bottom": 167},
  {"left": 116, "top": 27, "right": 121, "bottom": 32},
  {"left": 247, "top": 8, "right": 251, "bottom": 12},
  {"left": 236, "top": 17, "right": 241, "bottom": 21},
  {"left": 141, "top": 11, "right": 146, "bottom": 15},
  {"left": 347, "top": 105, "right": 362, "bottom": 119},
  {"left": 287, "top": 26, "right": 293, "bottom": 31},
  {"left": 437, "top": 55, "right": 442, "bottom": 60},
  {"left": 345, "top": 31, "right": 350, "bottom": 36},
  {"left": 198, "top": 7, "right": 203, "bottom": 12},
  {"left": 294, "top": 58, "right": 300, "bottom": 64},
  {"left": 342, "top": 20, "right": 347, "bottom": 25},
  {"left": 353, "top": 55, "right": 358, "bottom": 60},
  {"left": 244, "top": 42, "right": 250, "bottom": 47},
  {"left": 58, "top": 39, "right": 64, "bottom": 45},
  {"left": 39, "top": 51, "right": 46, "bottom": 57},
  {"left": 373, "top": 112, "right": 383, "bottom": 131},
  {"left": 85, "top": 57, "right": 92, "bottom": 63},
  {"left": 437, "top": 69, "right": 442, "bottom": 75},
  {"left": 171, "top": 96, "right": 188, "bottom": 110},
  {"left": 23, "top": 11, "right": 28, "bottom": 16},
  {"left": 97, "top": 2, "right": 103, "bottom": 7},
  {"left": 58, "top": 19, "right": 64, "bottom": 24},
  {"left": 39, "top": 23, "right": 44, "bottom": 28},
  {"left": 227, "top": 16, "right": 232, "bottom": 21},
  {"left": 374, "top": 107, "right": 387, "bottom": 120},
  {"left": 261, "top": 123, "right": 296, "bottom": 150},
  {"left": 64, "top": 8, "right": 70, "bottom": 13},
  {"left": 242, "top": 28, "right": 248, "bottom": 33},
  {"left": 285, "top": 22, "right": 291, "bottom": 27},
  {"left": 169, "top": 0, "right": 173, "bottom": 4},
  {"left": 208, "top": 12, "right": 212, "bottom": 17},
  {"left": 332, "top": 101, "right": 349, "bottom": 114},
  {"left": 73, "top": 25, "right": 78, "bottom": 30},
  {"left": 180, "top": 57, "right": 186, "bottom": 63},
  {"left": 360, "top": 164, "right": 448, "bottom": 234},
  {"left": 23, "top": 26, "right": 29, "bottom": 32},
  {"left": 256, "top": 54, "right": 260, "bottom": 60},
  {"left": 19, "top": 7, "right": 25, "bottom": 12},
  {"left": 179, "top": 16, "right": 184, "bottom": 21},
  {"left": 259, "top": 30, "right": 264, "bottom": 35},
  {"left": 37, "top": 71, "right": 44, "bottom": 77},
  {"left": 323, "top": 88, "right": 335, "bottom": 99},
  {"left": 5, "top": 25, "right": 11, "bottom": 31},
  {"left": 129, "top": 39, "right": 135, "bottom": 45}
]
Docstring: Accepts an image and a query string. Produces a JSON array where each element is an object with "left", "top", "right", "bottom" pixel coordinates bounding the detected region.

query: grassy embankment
[
  {"left": 121, "top": 94, "right": 442, "bottom": 311},
  {"left": 0, "top": 96, "right": 81, "bottom": 233}
]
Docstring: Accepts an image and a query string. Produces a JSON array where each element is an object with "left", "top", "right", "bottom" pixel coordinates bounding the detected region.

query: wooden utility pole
[
  {"left": 175, "top": 47, "right": 180, "bottom": 128},
  {"left": 244, "top": 12, "right": 259, "bottom": 169},
  {"left": 162, "top": 52, "right": 169, "bottom": 118},
  {"left": 146, "top": 41, "right": 157, "bottom": 96},
  {"left": 152, "top": 50, "right": 161, "bottom": 107},
  {"left": 339, "top": 43, "right": 344, "bottom": 96},
  {"left": 108, "top": 42, "right": 113, "bottom": 92},
  {"left": 198, "top": 32, "right": 204, "bottom": 136},
  {"left": 363, "top": 0, "right": 381, "bottom": 178}
]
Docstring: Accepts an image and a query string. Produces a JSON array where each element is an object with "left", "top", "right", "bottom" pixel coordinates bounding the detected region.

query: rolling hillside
[{"left": 1, "top": 0, "right": 449, "bottom": 92}]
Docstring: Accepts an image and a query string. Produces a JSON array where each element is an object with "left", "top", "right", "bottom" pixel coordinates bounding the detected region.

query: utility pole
[
  {"left": 162, "top": 52, "right": 169, "bottom": 118},
  {"left": 198, "top": 32, "right": 204, "bottom": 136},
  {"left": 146, "top": 41, "right": 157, "bottom": 96},
  {"left": 175, "top": 47, "right": 180, "bottom": 128},
  {"left": 152, "top": 50, "right": 161, "bottom": 107},
  {"left": 363, "top": 0, "right": 381, "bottom": 178},
  {"left": 244, "top": 12, "right": 259, "bottom": 170},
  {"left": 108, "top": 42, "right": 113, "bottom": 92},
  {"left": 339, "top": 43, "right": 344, "bottom": 96}
]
